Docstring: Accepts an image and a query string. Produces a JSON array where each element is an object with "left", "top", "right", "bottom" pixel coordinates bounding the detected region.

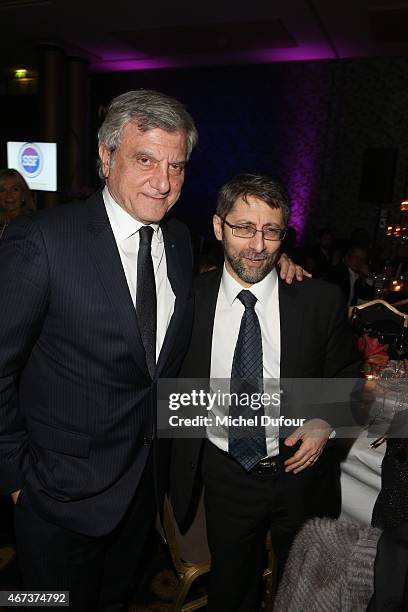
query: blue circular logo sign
[{"left": 18, "top": 143, "right": 43, "bottom": 179}]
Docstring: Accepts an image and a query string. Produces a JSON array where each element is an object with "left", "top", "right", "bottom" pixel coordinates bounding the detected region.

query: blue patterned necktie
[
  {"left": 136, "top": 226, "right": 156, "bottom": 378},
  {"left": 229, "top": 290, "right": 267, "bottom": 470}
]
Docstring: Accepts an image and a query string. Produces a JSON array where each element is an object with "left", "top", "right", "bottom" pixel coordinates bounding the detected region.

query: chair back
[
  {"left": 162, "top": 495, "right": 210, "bottom": 570},
  {"left": 349, "top": 299, "right": 408, "bottom": 331},
  {"left": 349, "top": 299, "right": 408, "bottom": 326},
  {"left": 159, "top": 495, "right": 210, "bottom": 612}
]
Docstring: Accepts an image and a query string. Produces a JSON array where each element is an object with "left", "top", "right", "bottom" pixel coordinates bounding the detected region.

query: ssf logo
[{"left": 18, "top": 143, "right": 43, "bottom": 179}]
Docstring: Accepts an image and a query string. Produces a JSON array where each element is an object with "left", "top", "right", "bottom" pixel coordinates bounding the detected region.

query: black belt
[
  {"left": 251, "top": 456, "right": 281, "bottom": 474},
  {"left": 209, "top": 442, "right": 281, "bottom": 474}
]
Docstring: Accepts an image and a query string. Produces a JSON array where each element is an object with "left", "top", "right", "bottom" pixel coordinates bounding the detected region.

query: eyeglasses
[{"left": 222, "top": 219, "right": 287, "bottom": 241}]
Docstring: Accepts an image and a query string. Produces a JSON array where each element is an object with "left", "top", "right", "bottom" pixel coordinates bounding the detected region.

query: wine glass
[{"left": 392, "top": 329, "right": 407, "bottom": 378}]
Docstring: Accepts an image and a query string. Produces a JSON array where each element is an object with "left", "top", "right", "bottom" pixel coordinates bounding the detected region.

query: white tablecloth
[{"left": 340, "top": 430, "right": 385, "bottom": 525}]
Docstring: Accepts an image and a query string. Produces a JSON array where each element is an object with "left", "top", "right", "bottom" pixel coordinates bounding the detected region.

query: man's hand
[
  {"left": 10, "top": 489, "right": 21, "bottom": 504},
  {"left": 283, "top": 419, "right": 332, "bottom": 473},
  {"left": 277, "top": 253, "right": 312, "bottom": 284}
]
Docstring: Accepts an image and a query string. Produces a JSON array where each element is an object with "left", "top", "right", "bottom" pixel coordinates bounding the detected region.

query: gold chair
[
  {"left": 162, "top": 495, "right": 209, "bottom": 612},
  {"left": 161, "top": 495, "right": 276, "bottom": 612},
  {"left": 348, "top": 299, "right": 408, "bottom": 328}
]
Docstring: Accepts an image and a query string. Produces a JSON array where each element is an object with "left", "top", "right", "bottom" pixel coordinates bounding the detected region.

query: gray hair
[
  {"left": 216, "top": 173, "right": 291, "bottom": 227},
  {"left": 97, "top": 89, "right": 198, "bottom": 179}
]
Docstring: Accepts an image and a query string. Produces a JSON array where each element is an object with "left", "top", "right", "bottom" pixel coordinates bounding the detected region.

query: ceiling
[{"left": 1, "top": 0, "right": 408, "bottom": 75}]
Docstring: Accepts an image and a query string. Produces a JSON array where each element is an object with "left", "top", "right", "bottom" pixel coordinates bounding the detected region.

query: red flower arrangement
[{"left": 357, "top": 334, "right": 389, "bottom": 373}]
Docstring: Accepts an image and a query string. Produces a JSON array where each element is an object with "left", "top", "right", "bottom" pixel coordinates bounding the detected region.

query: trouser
[
  {"left": 14, "top": 454, "right": 156, "bottom": 612},
  {"left": 202, "top": 440, "right": 339, "bottom": 612}
]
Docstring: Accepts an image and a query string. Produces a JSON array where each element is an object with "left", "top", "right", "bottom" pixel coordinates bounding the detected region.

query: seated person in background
[
  {"left": 0, "top": 168, "right": 35, "bottom": 238},
  {"left": 326, "top": 245, "right": 374, "bottom": 306}
]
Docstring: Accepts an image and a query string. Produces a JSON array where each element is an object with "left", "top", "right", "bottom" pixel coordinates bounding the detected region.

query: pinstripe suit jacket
[{"left": 0, "top": 191, "right": 193, "bottom": 536}]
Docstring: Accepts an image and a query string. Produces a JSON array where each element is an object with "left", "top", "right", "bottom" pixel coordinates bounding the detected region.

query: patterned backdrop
[{"left": 89, "top": 57, "right": 408, "bottom": 248}]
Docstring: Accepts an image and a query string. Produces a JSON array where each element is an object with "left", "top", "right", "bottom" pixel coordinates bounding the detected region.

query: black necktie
[
  {"left": 136, "top": 226, "right": 156, "bottom": 378},
  {"left": 229, "top": 290, "right": 267, "bottom": 470}
]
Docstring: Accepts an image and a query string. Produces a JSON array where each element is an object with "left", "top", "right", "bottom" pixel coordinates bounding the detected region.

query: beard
[{"left": 224, "top": 245, "right": 279, "bottom": 284}]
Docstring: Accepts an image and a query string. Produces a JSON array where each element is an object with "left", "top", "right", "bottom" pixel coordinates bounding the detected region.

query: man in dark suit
[
  {"left": 0, "top": 90, "right": 198, "bottom": 611},
  {"left": 326, "top": 244, "right": 374, "bottom": 306},
  {"left": 0, "top": 93, "right": 302, "bottom": 611},
  {"left": 171, "top": 173, "right": 360, "bottom": 612}
]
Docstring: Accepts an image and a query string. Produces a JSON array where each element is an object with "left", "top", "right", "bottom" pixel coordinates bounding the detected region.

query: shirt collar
[
  {"left": 221, "top": 263, "right": 278, "bottom": 307},
  {"left": 103, "top": 186, "right": 161, "bottom": 242}
]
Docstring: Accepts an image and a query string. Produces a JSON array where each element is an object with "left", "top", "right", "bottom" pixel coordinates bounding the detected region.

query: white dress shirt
[
  {"left": 103, "top": 186, "right": 175, "bottom": 361},
  {"left": 208, "top": 265, "right": 281, "bottom": 456},
  {"left": 347, "top": 267, "right": 359, "bottom": 306},
  {"left": 347, "top": 265, "right": 373, "bottom": 306}
]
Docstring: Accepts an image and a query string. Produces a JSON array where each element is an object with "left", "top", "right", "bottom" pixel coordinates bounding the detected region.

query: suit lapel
[
  {"left": 278, "top": 280, "right": 305, "bottom": 459},
  {"left": 279, "top": 280, "right": 304, "bottom": 378},
  {"left": 155, "top": 222, "right": 189, "bottom": 377},
  {"left": 199, "top": 269, "right": 223, "bottom": 377},
  {"left": 85, "top": 193, "right": 149, "bottom": 379}
]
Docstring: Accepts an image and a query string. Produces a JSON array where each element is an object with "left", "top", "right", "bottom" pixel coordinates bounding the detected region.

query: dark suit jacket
[
  {"left": 325, "top": 261, "right": 374, "bottom": 305},
  {"left": 0, "top": 191, "right": 193, "bottom": 536},
  {"left": 367, "top": 522, "right": 408, "bottom": 611},
  {"left": 170, "top": 268, "right": 361, "bottom": 528}
]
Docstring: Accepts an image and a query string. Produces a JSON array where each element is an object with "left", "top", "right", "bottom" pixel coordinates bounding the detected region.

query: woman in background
[
  {"left": 0, "top": 168, "right": 36, "bottom": 565},
  {"left": 0, "top": 168, "right": 35, "bottom": 238}
]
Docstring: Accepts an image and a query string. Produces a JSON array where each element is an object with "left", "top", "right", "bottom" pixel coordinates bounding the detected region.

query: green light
[{"left": 14, "top": 69, "right": 27, "bottom": 79}]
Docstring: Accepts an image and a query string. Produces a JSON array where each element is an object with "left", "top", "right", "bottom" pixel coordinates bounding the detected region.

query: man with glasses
[{"left": 171, "top": 173, "right": 360, "bottom": 612}]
